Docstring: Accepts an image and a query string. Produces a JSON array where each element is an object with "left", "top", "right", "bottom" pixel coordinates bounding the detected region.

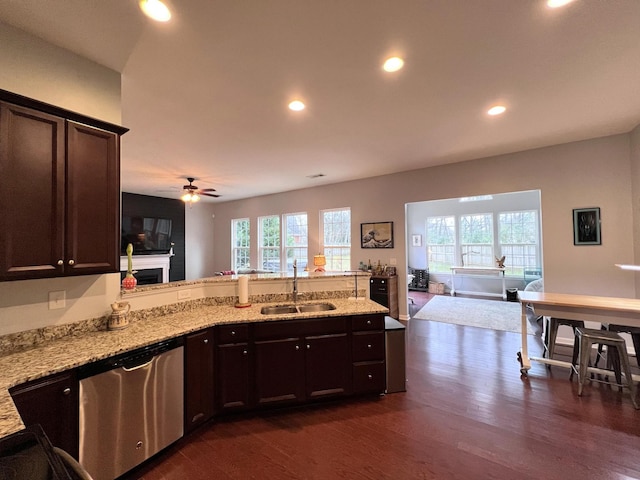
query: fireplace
[
  {"left": 120, "top": 268, "right": 163, "bottom": 286},
  {"left": 120, "top": 254, "right": 172, "bottom": 283}
]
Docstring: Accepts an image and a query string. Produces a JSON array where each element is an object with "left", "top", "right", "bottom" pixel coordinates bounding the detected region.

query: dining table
[{"left": 517, "top": 290, "right": 640, "bottom": 380}]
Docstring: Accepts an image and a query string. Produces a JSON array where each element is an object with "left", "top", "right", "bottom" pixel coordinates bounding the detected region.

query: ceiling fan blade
[
  {"left": 199, "top": 188, "right": 217, "bottom": 193},
  {"left": 200, "top": 192, "right": 220, "bottom": 198}
]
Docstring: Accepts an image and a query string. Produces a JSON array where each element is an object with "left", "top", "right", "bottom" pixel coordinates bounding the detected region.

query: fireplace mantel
[{"left": 120, "top": 254, "right": 172, "bottom": 283}]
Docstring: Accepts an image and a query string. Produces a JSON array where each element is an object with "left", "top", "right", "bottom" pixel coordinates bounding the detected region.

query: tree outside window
[
  {"left": 321, "top": 208, "right": 351, "bottom": 271},
  {"left": 231, "top": 218, "right": 250, "bottom": 271},
  {"left": 259, "top": 216, "right": 280, "bottom": 271}
]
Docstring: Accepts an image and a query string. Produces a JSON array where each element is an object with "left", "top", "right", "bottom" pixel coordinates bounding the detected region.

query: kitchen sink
[
  {"left": 260, "top": 303, "right": 336, "bottom": 315},
  {"left": 296, "top": 303, "right": 336, "bottom": 313}
]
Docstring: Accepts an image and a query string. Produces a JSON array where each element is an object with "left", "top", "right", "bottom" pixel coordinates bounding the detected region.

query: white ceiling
[{"left": 1, "top": 0, "right": 640, "bottom": 202}]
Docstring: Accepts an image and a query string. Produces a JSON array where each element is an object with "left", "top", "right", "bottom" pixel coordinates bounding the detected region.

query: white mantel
[{"left": 120, "top": 254, "right": 172, "bottom": 283}]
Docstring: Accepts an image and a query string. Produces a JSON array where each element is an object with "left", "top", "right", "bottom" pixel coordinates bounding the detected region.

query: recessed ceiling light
[
  {"left": 487, "top": 105, "right": 506, "bottom": 116},
  {"left": 383, "top": 57, "right": 404, "bottom": 73},
  {"left": 288, "top": 100, "right": 305, "bottom": 111},
  {"left": 139, "top": 0, "right": 172, "bottom": 22},
  {"left": 546, "top": 0, "right": 576, "bottom": 8}
]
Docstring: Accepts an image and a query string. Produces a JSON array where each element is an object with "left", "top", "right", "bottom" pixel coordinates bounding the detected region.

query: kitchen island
[{"left": 0, "top": 272, "right": 387, "bottom": 439}]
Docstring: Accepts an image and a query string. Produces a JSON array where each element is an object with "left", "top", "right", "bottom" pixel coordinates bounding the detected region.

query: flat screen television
[{"left": 121, "top": 215, "right": 173, "bottom": 255}]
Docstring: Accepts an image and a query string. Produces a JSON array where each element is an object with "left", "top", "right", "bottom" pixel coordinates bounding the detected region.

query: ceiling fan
[{"left": 181, "top": 177, "right": 220, "bottom": 202}]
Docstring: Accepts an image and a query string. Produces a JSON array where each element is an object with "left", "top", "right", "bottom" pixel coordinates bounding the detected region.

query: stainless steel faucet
[{"left": 292, "top": 259, "right": 298, "bottom": 303}]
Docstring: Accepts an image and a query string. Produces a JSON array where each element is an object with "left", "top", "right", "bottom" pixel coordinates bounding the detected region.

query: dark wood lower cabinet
[
  {"left": 255, "top": 337, "right": 306, "bottom": 405},
  {"left": 184, "top": 328, "right": 215, "bottom": 433},
  {"left": 216, "top": 342, "right": 251, "bottom": 411},
  {"left": 8, "top": 370, "right": 79, "bottom": 459},
  {"left": 305, "top": 333, "right": 350, "bottom": 398}
]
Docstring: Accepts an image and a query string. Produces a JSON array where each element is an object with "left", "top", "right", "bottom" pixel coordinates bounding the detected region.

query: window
[
  {"left": 231, "top": 218, "right": 250, "bottom": 271},
  {"left": 283, "top": 213, "right": 308, "bottom": 272},
  {"left": 499, "top": 210, "right": 539, "bottom": 276},
  {"left": 426, "top": 216, "right": 455, "bottom": 273},
  {"left": 459, "top": 213, "right": 494, "bottom": 266},
  {"left": 321, "top": 208, "right": 351, "bottom": 271},
  {"left": 259, "top": 215, "right": 280, "bottom": 271}
]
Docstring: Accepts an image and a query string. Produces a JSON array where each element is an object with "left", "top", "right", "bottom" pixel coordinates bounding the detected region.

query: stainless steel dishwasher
[{"left": 78, "top": 338, "right": 184, "bottom": 480}]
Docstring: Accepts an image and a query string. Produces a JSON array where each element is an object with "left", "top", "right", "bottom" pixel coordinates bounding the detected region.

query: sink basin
[
  {"left": 260, "top": 303, "right": 336, "bottom": 315},
  {"left": 260, "top": 305, "right": 299, "bottom": 315},
  {"left": 297, "top": 303, "right": 336, "bottom": 313}
]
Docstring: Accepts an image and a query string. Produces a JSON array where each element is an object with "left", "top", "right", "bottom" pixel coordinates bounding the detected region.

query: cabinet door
[
  {"left": 216, "top": 343, "right": 251, "bottom": 411},
  {"left": 184, "top": 328, "right": 215, "bottom": 433},
  {"left": 9, "top": 371, "right": 79, "bottom": 458},
  {"left": 305, "top": 333, "right": 350, "bottom": 399},
  {"left": 0, "top": 102, "right": 65, "bottom": 280},
  {"left": 66, "top": 121, "right": 120, "bottom": 275},
  {"left": 254, "top": 337, "right": 305, "bottom": 406}
]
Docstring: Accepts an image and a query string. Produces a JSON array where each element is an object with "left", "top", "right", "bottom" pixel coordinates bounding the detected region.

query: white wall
[
  {"left": 0, "top": 25, "right": 123, "bottom": 335},
  {"left": 0, "top": 22, "right": 121, "bottom": 124},
  {"left": 209, "top": 133, "right": 637, "bottom": 320},
  {"left": 185, "top": 202, "right": 217, "bottom": 280},
  {"left": 630, "top": 124, "right": 640, "bottom": 297}
]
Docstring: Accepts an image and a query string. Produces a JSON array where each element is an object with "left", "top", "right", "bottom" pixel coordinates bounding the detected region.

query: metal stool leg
[
  {"left": 617, "top": 346, "right": 639, "bottom": 409},
  {"left": 577, "top": 335, "right": 592, "bottom": 396}
]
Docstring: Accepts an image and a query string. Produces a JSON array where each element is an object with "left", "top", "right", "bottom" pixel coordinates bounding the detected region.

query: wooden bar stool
[{"left": 570, "top": 327, "right": 638, "bottom": 409}]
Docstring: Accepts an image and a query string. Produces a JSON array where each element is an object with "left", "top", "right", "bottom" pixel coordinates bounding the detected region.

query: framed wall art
[
  {"left": 411, "top": 234, "right": 422, "bottom": 247},
  {"left": 361, "top": 221, "right": 394, "bottom": 248},
  {"left": 573, "top": 207, "right": 601, "bottom": 245}
]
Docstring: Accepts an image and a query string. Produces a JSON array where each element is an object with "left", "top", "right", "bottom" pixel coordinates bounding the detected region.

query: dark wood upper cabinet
[{"left": 0, "top": 90, "right": 127, "bottom": 281}]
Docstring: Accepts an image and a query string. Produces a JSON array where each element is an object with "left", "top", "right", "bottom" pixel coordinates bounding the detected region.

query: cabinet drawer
[
  {"left": 352, "top": 362, "right": 385, "bottom": 394},
  {"left": 352, "top": 332, "right": 384, "bottom": 362},
  {"left": 352, "top": 314, "right": 384, "bottom": 331},
  {"left": 217, "top": 324, "right": 249, "bottom": 343},
  {"left": 370, "top": 278, "right": 389, "bottom": 294}
]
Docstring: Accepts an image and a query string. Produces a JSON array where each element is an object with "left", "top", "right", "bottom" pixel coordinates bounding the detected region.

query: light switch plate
[{"left": 48, "top": 290, "right": 66, "bottom": 309}]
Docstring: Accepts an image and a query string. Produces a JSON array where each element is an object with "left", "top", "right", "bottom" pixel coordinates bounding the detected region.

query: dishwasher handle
[{"left": 121, "top": 358, "right": 154, "bottom": 372}]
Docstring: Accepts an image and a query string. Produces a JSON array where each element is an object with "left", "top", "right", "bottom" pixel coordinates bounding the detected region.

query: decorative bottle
[{"left": 121, "top": 243, "right": 137, "bottom": 290}]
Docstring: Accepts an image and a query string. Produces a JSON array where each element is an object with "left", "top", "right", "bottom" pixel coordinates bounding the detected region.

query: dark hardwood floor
[{"left": 128, "top": 296, "right": 640, "bottom": 480}]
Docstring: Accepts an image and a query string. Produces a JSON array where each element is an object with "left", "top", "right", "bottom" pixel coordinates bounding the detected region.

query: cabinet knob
[
  {"left": 306, "top": 344, "right": 310, "bottom": 350},
  {"left": 136, "top": 441, "right": 143, "bottom": 450},
  {"left": 367, "top": 374, "right": 373, "bottom": 380},
  {"left": 242, "top": 349, "right": 248, "bottom": 355},
  {"left": 295, "top": 345, "right": 300, "bottom": 351},
  {"left": 203, "top": 339, "right": 209, "bottom": 344},
  {"left": 57, "top": 259, "right": 63, "bottom": 266},
  {"left": 62, "top": 387, "right": 71, "bottom": 396},
  {"left": 231, "top": 330, "right": 236, "bottom": 336},
  {"left": 68, "top": 259, "right": 75, "bottom": 266},
  {"left": 367, "top": 344, "right": 372, "bottom": 349},
  {"left": 367, "top": 320, "right": 372, "bottom": 325}
]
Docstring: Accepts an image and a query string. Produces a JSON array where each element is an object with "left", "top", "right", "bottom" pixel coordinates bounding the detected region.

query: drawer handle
[{"left": 62, "top": 387, "right": 71, "bottom": 396}]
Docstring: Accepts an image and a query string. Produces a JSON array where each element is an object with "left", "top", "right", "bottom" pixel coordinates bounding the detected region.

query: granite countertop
[{"left": 0, "top": 298, "right": 387, "bottom": 438}]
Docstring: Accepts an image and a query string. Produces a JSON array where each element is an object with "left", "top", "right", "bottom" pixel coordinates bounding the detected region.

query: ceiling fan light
[
  {"left": 181, "top": 192, "right": 192, "bottom": 202},
  {"left": 191, "top": 193, "right": 200, "bottom": 202}
]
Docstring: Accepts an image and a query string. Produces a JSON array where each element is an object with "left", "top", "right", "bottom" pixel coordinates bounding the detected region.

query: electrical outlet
[
  {"left": 48, "top": 290, "right": 66, "bottom": 309},
  {"left": 178, "top": 289, "right": 191, "bottom": 300}
]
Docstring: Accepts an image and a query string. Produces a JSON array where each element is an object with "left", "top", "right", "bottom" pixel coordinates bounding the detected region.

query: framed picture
[
  {"left": 412, "top": 234, "right": 422, "bottom": 247},
  {"left": 361, "top": 221, "right": 394, "bottom": 248},
  {"left": 573, "top": 207, "right": 601, "bottom": 245}
]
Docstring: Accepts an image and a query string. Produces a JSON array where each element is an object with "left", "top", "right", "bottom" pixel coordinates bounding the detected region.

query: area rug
[{"left": 413, "top": 295, "right": 534, "bottom": 335}]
